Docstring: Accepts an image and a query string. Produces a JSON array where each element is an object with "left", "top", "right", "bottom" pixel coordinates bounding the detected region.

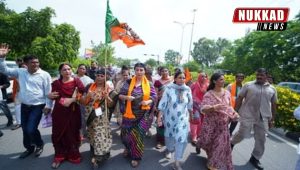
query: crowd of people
[{"left": 0, "top": 43, "right": 279, "bottom": 170}]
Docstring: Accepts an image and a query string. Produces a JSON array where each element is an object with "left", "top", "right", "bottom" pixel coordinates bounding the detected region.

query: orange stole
[
  {"left": 123, "top": 76, "right": 150, "bottom": 119},
  {"left": 230, "top": 82, "right": 237, "bottom": 107}
]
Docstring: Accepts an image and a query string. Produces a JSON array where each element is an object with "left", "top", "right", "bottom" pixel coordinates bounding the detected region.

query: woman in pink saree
[{"left": 197, "top": 73, "right": 239, "bottom": 170}]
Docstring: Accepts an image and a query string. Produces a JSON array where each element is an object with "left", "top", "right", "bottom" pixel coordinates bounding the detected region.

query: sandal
[
  {"left": 123, "top": 149, "right": 129, "bottom": 157},
  {"left": 131, "top": 160, "right": 139, "bottom": 168},
  {"left": 91, "top": 157, "right": 98, "bottom": 169},
  {"left": 156, "top": 143, "right": 162, "bottom": 149},
  {"left": 191, "top": 140, "right": 197, "bottom": 146},
  {"left": 51, "top": 161, "right": 61, "bottom": 169}
]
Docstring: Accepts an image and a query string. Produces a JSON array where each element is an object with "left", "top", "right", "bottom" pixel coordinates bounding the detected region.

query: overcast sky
[{"left": 6, "top": 0, "right": 300, "bottom": 63}]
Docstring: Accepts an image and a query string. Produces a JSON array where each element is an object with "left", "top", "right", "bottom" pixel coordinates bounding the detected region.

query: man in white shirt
[{"left": 0, "top": 43, "right": 52, "bottom": 159}]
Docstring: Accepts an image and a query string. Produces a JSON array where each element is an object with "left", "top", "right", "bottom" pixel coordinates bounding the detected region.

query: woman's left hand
[{"left": 232, "top": 111, "right": 240, "bottom": 121}]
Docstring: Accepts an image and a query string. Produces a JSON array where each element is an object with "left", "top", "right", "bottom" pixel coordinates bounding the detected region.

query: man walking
[
  {"left": 0, "top": 43, "right": 52, "bottom": 159},
  {"left": 231, "top": 68, "right": 277, "bottom": 170},
  {"left": 227, "top": 73, "right": 244, "bottom": 136}
]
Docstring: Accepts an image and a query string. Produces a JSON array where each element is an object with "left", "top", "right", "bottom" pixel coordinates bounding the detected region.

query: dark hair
[
  {"left": 23, "top": 55, "right": 38, "bottom": 63},
  {"left": 95, "top": 68, "right": 106, "bottom": 75},
  {"left": 134, "top": 62, "right": 146, "bottom": 70},
  {"left": 160, "top": 66, "right": 168, "bottom": 72},
  {"left": 121, "top": 65, "right": 129, "bottom": 71},
  {"left": 256, "top": 68, "right": 268, "bottom": 75},
  {"left": 173, "top": 71, "right": 184, "bottom": 84},
  {"left": 235, "top": 73, "right": 244, "bottom": 78},
  {"left": 121, "top": 65, "right": 130, "bottom": 75},
  {"left": 58, "top": 63, "right": 72, "bottom": 79},
  {"left": 76, "top": 64, "right": 87, "bottom": 75},
  {"left": 207, "top": 72, "right": 224, "bottom": 91},
  {"left": 146, "top": 67, "right": 153, "bottom": 75},
  {"left": 174, "top": 68, "right": 181, "bottom": 74}
]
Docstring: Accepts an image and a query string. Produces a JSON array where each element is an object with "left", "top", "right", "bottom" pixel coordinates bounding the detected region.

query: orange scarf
[
  {"left": 123, "top": 76, "right": 150, "bottom": 119},
  {"left": 184, "top": 67, "right": 192, "bottom": 83},
  {"left": 85, "top": 83, "right": 109, "bottom": 109},
  {"left": 230, "top": 82, "right": 237, "bottom": 107}
]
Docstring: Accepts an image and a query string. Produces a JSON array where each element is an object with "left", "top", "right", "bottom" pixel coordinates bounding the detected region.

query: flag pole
[{"left": 104, "top": 45, "right": 108, "bottom": 119}]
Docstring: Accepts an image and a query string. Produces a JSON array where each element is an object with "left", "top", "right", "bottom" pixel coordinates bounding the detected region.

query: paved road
[{"left": 0, "top": 104, "right": 298, "bottom": 170}]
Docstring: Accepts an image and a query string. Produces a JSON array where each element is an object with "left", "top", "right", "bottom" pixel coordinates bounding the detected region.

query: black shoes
[
  {"left": 34, "top": 146, "right": 43, "bottom": 157},
  {"left": 249, "top": 155, "right": 264, "bottom": 170},
  {"left": 19, "top": 145, "right": 43, "bottom": 159},
  {"left": 0, "top": 130, "right": 3, "bottom": 137},
  {"left": 19, "top": 150, "right": 34, "bottom": 159},
  {"left": 6, "top": 121, "right": 13, "bottom": 127}
]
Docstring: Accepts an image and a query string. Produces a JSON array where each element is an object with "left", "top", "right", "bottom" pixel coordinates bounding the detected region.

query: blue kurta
[{"left": 158, "top": 83, "right": 193, "bottom": 143}]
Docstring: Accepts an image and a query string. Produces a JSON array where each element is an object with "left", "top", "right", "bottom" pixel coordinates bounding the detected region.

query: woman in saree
[
  {"left": 190, "top": 72, "right": 209, "bottom": 154},
  {"left": 48, "top": 63, "right": 85, "bottom": 169},
  {"left": 197, "top": 73, "right": 239, "bottom": 170},
  {"left": 153, "top": 66, "right": 173, "bottom": 149},
  {"left": 81, "top": 69, "right": 118, "bottom": 168},
  {"left": 114, "top": 66, "right": 130, "bottom": 126},
  {"left": 118, "top": 62, "right": 157, "bottom": 168},
  {"left": 157, "top": 71, "right": 193, "bottom": 170}
]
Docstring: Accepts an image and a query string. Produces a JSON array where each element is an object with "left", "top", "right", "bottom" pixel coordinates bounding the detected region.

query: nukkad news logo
[{"left": 233, "top": 8, "right": 290, "bottom": 31}]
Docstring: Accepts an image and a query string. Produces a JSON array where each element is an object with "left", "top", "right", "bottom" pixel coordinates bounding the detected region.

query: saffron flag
[
  {"left": 84, "top": 48, "right": 94, "bottom": 58},
  {"left": 105, "top": 0, "right": 145, "bottom": 48},
  {"left": 184, "top": 67, "right": 192, "bottom": 84}
]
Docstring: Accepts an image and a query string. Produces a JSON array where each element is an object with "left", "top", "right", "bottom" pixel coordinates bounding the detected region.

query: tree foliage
[
  {"left": 91, "top": 43, "right": 116, "bottom": 67},
  {"left": 182, "top": 60, "right": 200, "bottom": 72},
  {"left": 145, "top": 58, "right": 157, "bottom": 68},
  {"left": 115, "top": 57, "right": 132, "bottom": 68},
  {"left": 219, "top": 17, "right": 300, "bottom": 82},
  {"left": 191, "top": 38, "right": 219, "bottom": 67},
  {"left": 0, "top": 2, "right": 81, "bottom": 70},
  {"left": 164, "top": 49, "right": 180, "bottom": 65}
]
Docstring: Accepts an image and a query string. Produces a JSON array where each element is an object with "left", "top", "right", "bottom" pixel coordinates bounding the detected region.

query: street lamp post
[
  {"left": 188, "top": 9, "right": 197, "bottom": 62},
  {"left": 173, "top": 21, "right": 192, "bottom": 64}
]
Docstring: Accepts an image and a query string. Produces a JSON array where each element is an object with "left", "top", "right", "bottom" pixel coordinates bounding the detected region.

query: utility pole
[
  {"left": 173, "top": 21, "right": 192, "bottom": 64},
  {"left": 188, "top": 9, "right": 197, "bottom": 62}
]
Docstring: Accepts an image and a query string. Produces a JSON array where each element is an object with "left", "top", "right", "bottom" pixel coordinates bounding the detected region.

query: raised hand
[{"left": 0, "top": 43, "right": 10, "bottom": 58}]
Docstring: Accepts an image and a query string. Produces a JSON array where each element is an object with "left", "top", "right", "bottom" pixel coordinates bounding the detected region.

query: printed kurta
[
  {"left": 197, "top": 90, "right": 233, "bottom": 170},
  {"left": 158, "top": 84, "right": 193, "bottom": 143}
]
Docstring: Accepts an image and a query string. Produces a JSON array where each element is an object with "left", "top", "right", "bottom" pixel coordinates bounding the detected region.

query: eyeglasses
[{"left": 177, "top": 77, "right": 186, "bottom": 79}]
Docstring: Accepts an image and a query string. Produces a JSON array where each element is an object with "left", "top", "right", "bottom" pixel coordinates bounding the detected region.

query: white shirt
[{"left": 0, "top": 58, "right": 52, "bottom": 108}]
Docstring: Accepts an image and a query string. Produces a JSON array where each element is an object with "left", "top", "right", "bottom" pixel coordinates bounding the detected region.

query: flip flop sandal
[
  {"left": 51, "top": 161, "right": 61, "bottom": 169},
  {"left": 131, "top": 160, "right": 139, "bottom": 168}
]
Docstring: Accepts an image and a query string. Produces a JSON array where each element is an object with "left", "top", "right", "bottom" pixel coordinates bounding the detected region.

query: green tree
[
  {"left": 92, "top": 43, "right": 116, "bottom": 67},
  {"left": 145, "top": 58, "right": 157, "bottom": 68},
  {"left": 164, "top": 49, "right": 179, "bottom": 65},
  {"left": 51, "top": 23, "right": 80, "bottom": 63},
  {"left": 115, "top": 57, "right": 131, "bottom": 68},
  {"left": 29, "top": 23, "right": 80, "bottom": 70},
  {"left": 182, "top": 60, "right": 200, "bottom": 72},
  {"left": 191, "top": 38, "right": 219, "bottom": 67},
  {"left": 219, "top": 14, "right": 300, "bottom": 82}
]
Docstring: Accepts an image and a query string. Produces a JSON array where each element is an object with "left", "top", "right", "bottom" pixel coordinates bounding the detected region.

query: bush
[{"left": 275, "top": 86, "right": 300, "bottom": 132}]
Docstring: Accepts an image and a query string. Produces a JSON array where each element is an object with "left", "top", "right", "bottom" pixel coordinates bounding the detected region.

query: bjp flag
[{"left": 105, "top": 0, "right": 145, "bottom": 48}]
